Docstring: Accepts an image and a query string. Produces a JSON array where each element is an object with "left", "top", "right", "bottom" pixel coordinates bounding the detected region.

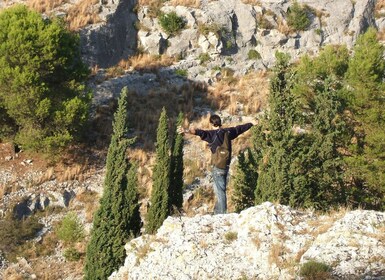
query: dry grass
[
  {"left": 170, "top": 0, "right": 201, "bottom": 8},
  {"left": 129, "top": 54, "right": 175, "bottom": 72},
  {"left": 27, "top": 0, "right": 67, "bottom": 14},
  {"left": 66, "top": 0, "right": 101, "bottom": 31},
  {"left": 377, "top": 28, "right": 385, "bottom": 42},
  {"left": 241, "top": 0, "right": 261, "bottom": 5},
  {"left": 376, "top": 0, "right": 385, "bottom": 17},
  {"left": 277, "top": 17, "right": 292, "bottom": 35},
  {"left": 76, "top": 190, "right": 99, "bottom": 222},
  {"left": 268, "top": 242, "right": 286, "bottom": 267}
]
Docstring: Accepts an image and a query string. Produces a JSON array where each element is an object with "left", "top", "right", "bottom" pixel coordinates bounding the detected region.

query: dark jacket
[{"left": 194, "top": 123, "right": 253, "bottom": 165}]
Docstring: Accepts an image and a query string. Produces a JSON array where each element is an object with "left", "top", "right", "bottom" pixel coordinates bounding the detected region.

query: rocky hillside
[
  {"left": 1, "top": 0, "right": 385, "bottom": 279},
  {"left": 110, "top": 202, "right": 385, "bottom": 280}
]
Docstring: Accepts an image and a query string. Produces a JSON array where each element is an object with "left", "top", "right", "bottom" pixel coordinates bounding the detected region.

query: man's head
[{"left": 209, "top": 114, "right": 222, "bottom": 127}]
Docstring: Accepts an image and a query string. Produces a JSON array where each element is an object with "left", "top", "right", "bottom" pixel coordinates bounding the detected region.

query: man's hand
[{"left": 177, "top": 125, "right": 195, "bottom": 135}]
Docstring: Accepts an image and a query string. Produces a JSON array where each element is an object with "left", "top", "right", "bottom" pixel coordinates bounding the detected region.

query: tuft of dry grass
[
  {"left": 377, "top": 28, "right": 385, "bottom": 42},
  {"left": 76, "top": 190, "right": 99, "bottom": 223},
  {"left": 277, "top": 17, "right": 292, "bottom": 35},
  {"left": 241, "top": 0, "right": 261, "bottom": 5},
  {"left": 130, "top": 54, "right": 175, "bottom": 72},
  {"left": 27, "top": 0, "right": 66, "bottom": 14},
  {"left": 376, "top": 0, "right": 385, "bottom": 17},
  {"left": 170, "top": 0, "right": 201, "bottom": 8},
  {"left": 66, "top": 0, "right": 101, "bottom": 31},
  {"left": 268, "top": 242, "right": 286, "bottom": 267}
]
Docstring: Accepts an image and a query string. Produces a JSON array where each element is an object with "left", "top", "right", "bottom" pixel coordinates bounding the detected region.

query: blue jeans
[{"left": 212, "top": 166, "right": 228, "bottom": 214}]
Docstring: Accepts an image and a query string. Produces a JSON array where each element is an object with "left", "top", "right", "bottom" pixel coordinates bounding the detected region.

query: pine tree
[
  {"left": 231, "top": 148, "right": 258, "bottom": 213},
  {"left": 146, "top": 107, "right": 171, "bottom": 234},
  {"left": 169, "top": 112, "right": 184, "bottom": 212},
  {"left": 84, "top": 87, "right": 141, "bottom": 280},
  {"left": 344, "top": 28, "right": 385, "bottom": 209}
]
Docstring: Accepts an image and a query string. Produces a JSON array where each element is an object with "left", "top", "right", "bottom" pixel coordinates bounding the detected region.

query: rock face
[
  {"left": 80, "top": 0, "right": 138, "bottom": 68},
  {"left": 110, "top": 202, "right": 385, "bottom": 280}
]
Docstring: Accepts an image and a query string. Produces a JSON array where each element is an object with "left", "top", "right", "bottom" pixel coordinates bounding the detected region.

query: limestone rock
[{"left": 110, "top": 203, "right": 385, "bottom": 279}]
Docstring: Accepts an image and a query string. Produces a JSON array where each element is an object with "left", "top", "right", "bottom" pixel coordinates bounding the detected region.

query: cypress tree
[
  {"left": 146, "top": 107, "right": 171, "bottom": 234},
  {"left": 254, "top": 52, "right": 300, "bottom": 206},
  {"left": 169, "top": 112, "right": 184, "bottom": 211},
  {"left": 84, "top": 87, "right": 141, "bottom": 280},
  {"left": 231, "top": 148, "right": 258, "bottom": 213}
]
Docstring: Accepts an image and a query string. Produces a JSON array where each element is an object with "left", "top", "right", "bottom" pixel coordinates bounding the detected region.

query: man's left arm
[{"left": 229, "top": 123, "right": 253, "bottom": 139}]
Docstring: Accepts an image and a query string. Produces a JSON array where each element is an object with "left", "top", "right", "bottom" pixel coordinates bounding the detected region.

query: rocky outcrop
[
  {"left": 110, "top": 202, "right": 385, "bottom": 280},
  {"left": 80, "top": 0, "right": 138, "bottom": 68},
  {"left": 136, "top": 0, "right": 378, "bottom": 70}
]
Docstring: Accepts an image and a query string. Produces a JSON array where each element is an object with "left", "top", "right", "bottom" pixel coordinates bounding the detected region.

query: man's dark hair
[{"left": 210, "top": 114, "right": 222, "bottom": 127}]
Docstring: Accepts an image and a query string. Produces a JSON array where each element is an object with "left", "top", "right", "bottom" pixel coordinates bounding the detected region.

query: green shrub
[
  {"left": 158, "top": 11, "right": 185, "bottom": 36},
  {"left": 0, "top": 5, "right": 91, "bottom": 154},
  {"left": 224, "top": 231, "right": 238, "bottom": 242},
  {"left": 175, "top": 69, "right": 188, "bottom": 77},
  {"left": 299, "top": 260, "right": 332, "bottom": 280},
  {"left": 199, "top": 53, "right": 211, "bottom": 64},
  {"left": 63, "top": 247, "right": 82, "bottom": 261},
  {"left": 287, "top": 1, "right": 312, "bottom": 31},
  {"left": 248, "top": 50, "right": 262, "bottom": 60},
  {"left": 56, "top": 212, "right": 84, "bottom": 245}
]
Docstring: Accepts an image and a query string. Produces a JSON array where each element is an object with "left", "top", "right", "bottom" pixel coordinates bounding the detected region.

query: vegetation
[
  {"left": 344, "top": 27, "right": 385, "bottom": 209},
  {"left": 169, "top": 112, "right": 185, "bottom": 211},
  {"left": 158, "top": 11, "right": 185, "bottom": 36},
  {"left": 146, "top": 107, "right": 172, "bottom": 234},
  {"left": 231, "top": 149, "right": 258, "bottom": 213},
  {"left": 248, "top": 50, "right": 262, "bottom": 60},
  {"left": 248, "top": 29, "right": 385, "bottom": 211},
  {"left": 0, "top": 5, "right": 91, "bottom": 155},
  {"left": 286, "top": 1, "right": 312, "bottom": 31},
  {"left": 84, "top": 87, "right": 142, "bottom": 280},
  {"left": 56, "top": 212, "right": 85, "bottom": 244},
  {"left": 299, "top": 260, "right": 332, "bottom": 280},
  {"left": 0, "top": 214, "right": 44, "bottom": 261}
]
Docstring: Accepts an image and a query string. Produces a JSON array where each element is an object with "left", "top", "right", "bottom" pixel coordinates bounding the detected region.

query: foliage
[
  {"left": 344, "top": 27, "right": 385, "bottom": 209},
  {"left": 146, "top": 107, "right": 171, "bottom": 234},
  {"left": 84, "top": 87, "right": 142, "bottom": 280},
  {"left": 0, "top": 214, "right": 44, "bottom": 261},
  {"left": 56, "top": 212, "right": 84, "bottom": 245},
  {"left": 175, "top": 69, "right": 188, "bottom": 77},
  {"left": 0, "top": 5, "right": 91, "bottom": 154},
  {"left": 286, "top": 1, "right": 311, "bottom": 31},
  {"left": 299, "top": 260, "right": 331, "bottom": 280},
  {"left": 199, "top": 53, "right": 211, "bottom": 65},
  {"left": 169, "top": 112, "right": 185, "bottom": 211},
  {"left": 63, "top": 247, "right": 82, "bottom": 261},
  {"left": 254, "top": 50, "right": 350, "bottom": 210},
  {"left": 248, "top": 50, "right": 262, "bottom": 60},
  {"left": 158, "top": 11, "right": 185, "bottom": 36},
  {"left": 231, "top": 149, "right": 258, "bottom": 213}
]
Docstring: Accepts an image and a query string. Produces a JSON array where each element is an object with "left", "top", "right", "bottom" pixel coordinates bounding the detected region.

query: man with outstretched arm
[{"left": 178, "top": 114, "right": 254, "bottom": 214}]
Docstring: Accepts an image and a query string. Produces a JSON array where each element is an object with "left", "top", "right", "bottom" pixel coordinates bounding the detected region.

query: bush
[
  {"left": 175, "top": 69, "right": 188, "bottom": 77},
  {"left": 158, "top": 11, "right": 185, "bottom": 36},
  {"left": 0, "top": 5, "right": 91, "bottom": 154},
  {"left": 56, "top": 212, "right": 84, "bottom": 245},
  {"left": 287, "top": 1, "right": 311, "bottom": 31},
  {"left": 63, "top": 247, "right": 82, "bottom": 261},
  {"left": 248, "top": 50, "right": 262, "bottom": 60},
  {"left": 199, "top": 53, "right": 211, "bottom": 65},
  {"left": 0, "top": 214, "right": 44, "bottom": 261},
  {"left": 299, "top": 260, "right": 332, "bottom": 280}
]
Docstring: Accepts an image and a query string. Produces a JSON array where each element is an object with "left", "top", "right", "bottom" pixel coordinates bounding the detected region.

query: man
[{"left": 178, "top": 114, "right": 253, "bottom": 214}]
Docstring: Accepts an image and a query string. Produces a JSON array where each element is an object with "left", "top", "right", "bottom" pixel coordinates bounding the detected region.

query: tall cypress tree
[
  {"left": 169, "top": 112, "right": 184, "bottom": 211},
  {"left": 231, "top": 148, "right": 258, "bottom": 213},
  {"left": 84, "top": 87, "right": 141, "bottom": 280},
  {"left": 146, "top": 107, "right": 171, "bottom": 234}
]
